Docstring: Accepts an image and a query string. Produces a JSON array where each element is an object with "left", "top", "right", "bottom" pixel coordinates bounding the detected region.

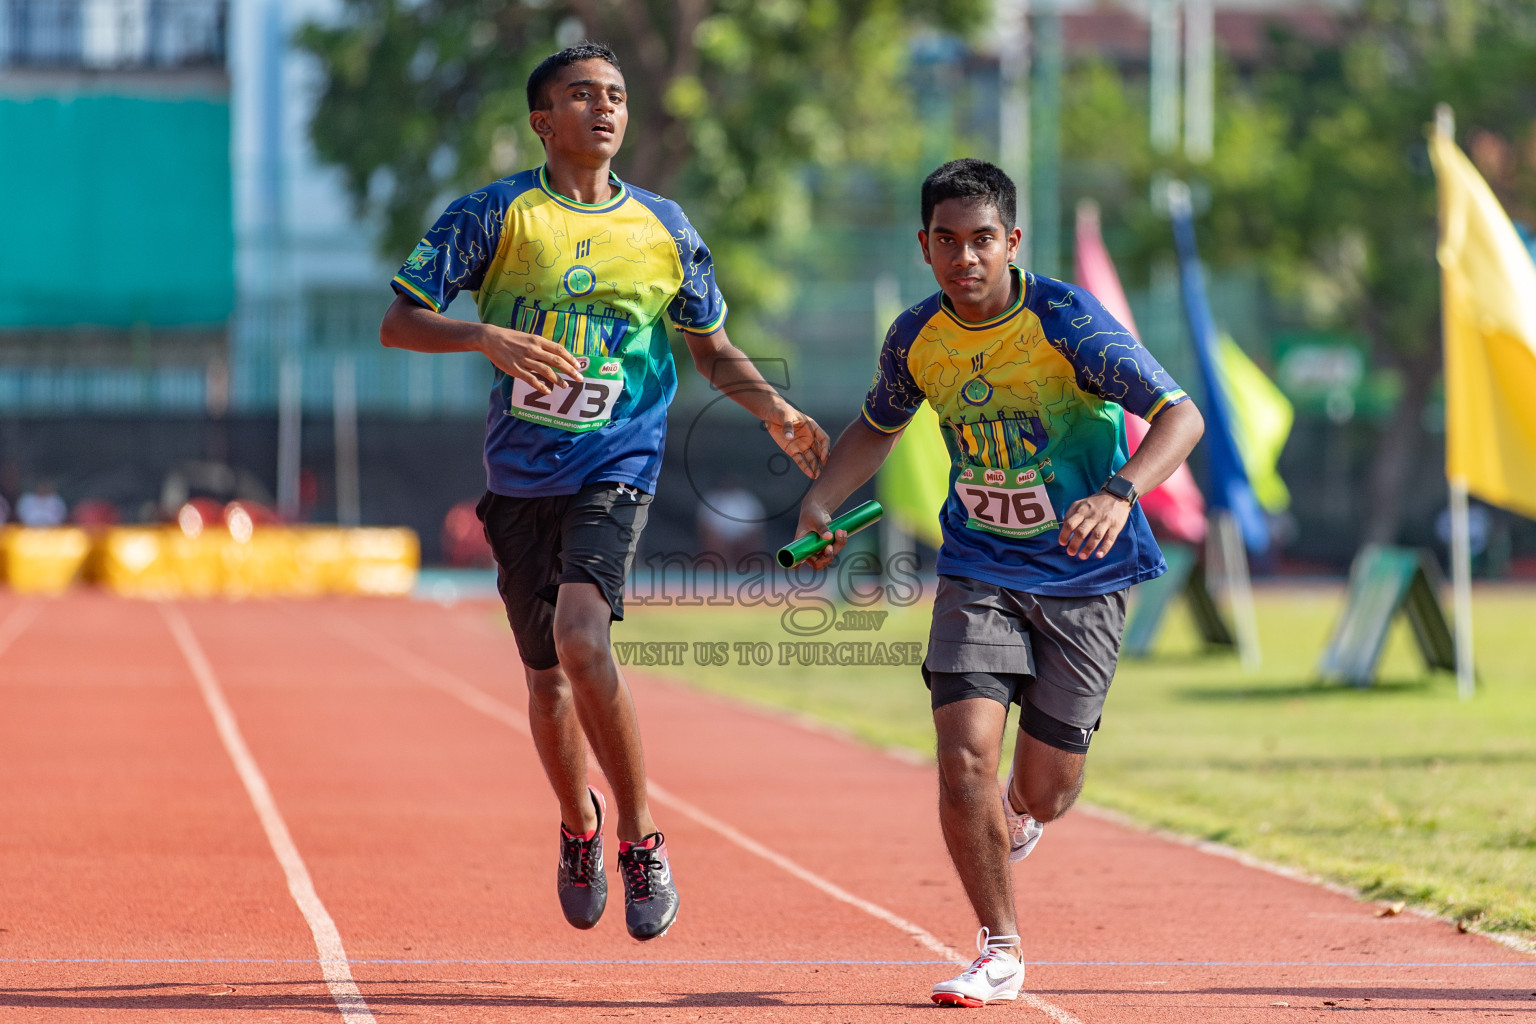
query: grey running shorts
[
  {"left": 922, "top": 574, "right": 1128, "bottom": 732},
  {"left": 476, "top": 482, "right": 652, "bottom": 670}
]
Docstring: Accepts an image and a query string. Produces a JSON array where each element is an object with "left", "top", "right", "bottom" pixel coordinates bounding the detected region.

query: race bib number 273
[
  {"left": 956, "top": 467, "right": 1058, "bottom": 539},
  {"left": 507, "top": 356, "right": 624, "bottom": 432}
]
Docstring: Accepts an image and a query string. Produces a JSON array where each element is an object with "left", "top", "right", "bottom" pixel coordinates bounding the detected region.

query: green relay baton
[{"left": 776, "top": 500, "right": 884, "bottom": 569}]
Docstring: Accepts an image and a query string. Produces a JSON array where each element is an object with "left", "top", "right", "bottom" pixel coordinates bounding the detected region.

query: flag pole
[
  {"left": 1435, "top": 102, "right": 1475, "bottom": 699},
  {"left": 1215, "top": 509, "right": 1262, "bottom": 670},
  {"left": 1448, "top": 478, "right": 1475, "bottom": 699}
]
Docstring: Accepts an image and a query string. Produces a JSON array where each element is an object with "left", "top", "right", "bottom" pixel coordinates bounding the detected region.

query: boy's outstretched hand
[{"left": 766, "top": 401, "right": 831, "bottom": 479}]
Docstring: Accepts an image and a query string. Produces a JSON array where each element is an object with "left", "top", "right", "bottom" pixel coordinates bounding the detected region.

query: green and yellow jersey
[
  {"left": 392, "top": 166, "right": 726, "bottom": 497},
  {"left": 862, "top": 267, "right": 1188, "bottom": 596}
]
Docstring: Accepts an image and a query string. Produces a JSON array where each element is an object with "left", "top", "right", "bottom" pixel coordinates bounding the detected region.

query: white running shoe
[
  {"left": 931, "top": 927, "right": 1025, "bottom": 1007},
  {"left": 1002, "top": 768, "right": 1044, "bottom": 863}
]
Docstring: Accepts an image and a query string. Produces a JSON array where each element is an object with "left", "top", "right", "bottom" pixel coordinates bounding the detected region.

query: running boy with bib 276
[
  {"left": 795, "top": 159, "right": 1203, "bottom": 1006},
  {"left": 383, "top": 43, "right": 829, "bottom": 943}
]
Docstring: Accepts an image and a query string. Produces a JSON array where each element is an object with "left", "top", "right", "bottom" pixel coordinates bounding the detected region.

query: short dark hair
[
  {"left": 920, "top": 159, "right": 1017, "bottom": 232},
  {"left": 526, "top": 43, "right": 622, "bottom": 112}
]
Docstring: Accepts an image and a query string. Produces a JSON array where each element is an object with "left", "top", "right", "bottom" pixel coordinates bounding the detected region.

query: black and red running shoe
[
  {"left": 617, "top": 832, "right": 678, "bottom": 941},
  {"left": 557, "top": 788, "right": 607, "bottom": 929}
]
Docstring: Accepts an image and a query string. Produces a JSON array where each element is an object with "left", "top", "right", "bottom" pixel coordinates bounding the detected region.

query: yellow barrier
[
  {"left": 90, "top": 526, "right": 420, "bottom": 599},
  {"left": 0, "top": 526, "right": 92, "bottom": 594},
  {"left": 341, "top": 528, "right": 420, "bottom": 597},
  {"left": 94, "top": 528, "right": 225, "bottom": 598}
]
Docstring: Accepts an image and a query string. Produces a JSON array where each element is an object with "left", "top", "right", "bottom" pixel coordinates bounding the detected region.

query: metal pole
[
  {"left": 1217, "top": 509, "right": 1262, "bottom": 670},
  {"left": 277, "top": 355, "right": 302, "bottom": 521},
  {"left": 1150, "top": 0, "right": 1181, "bottom": 153},
  {"left": 997, "top": 0, "right": 1031, "bottom": 260},
  {"left": 265, "top": 0, "right": 303, "bottom": 522},
  {"left": 333, "top": 355, "right": 360, "bottom": 527},
  {"left": 1435, "top": 102, "right": 1455, "bottom": 144},
  {"left": 1449, "top": 479, "right": 1475, "bottom": 699},
  {"left": 1435, "top": 103, "right": 1474, "bottom": 698},
  {"left": 1030, "top": 7, "right": 1062, "bottom": 277},
  {"left": 1183, "top": 0, "right": 1213, "bottom": 162}
]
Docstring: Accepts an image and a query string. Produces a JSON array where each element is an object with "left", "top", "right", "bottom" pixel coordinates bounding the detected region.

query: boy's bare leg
[
  {"left": 549, "top": 581, "right": 656, "bottom": 843},
  {"left": 1006, "top": 731, "right": 1086, "bottom": 824},
  {"left": 523, "top": 661, "right": 597, "bottom": 833},
  {"left": 933, "top": 697, "right": 1021, "bottom": 958}
]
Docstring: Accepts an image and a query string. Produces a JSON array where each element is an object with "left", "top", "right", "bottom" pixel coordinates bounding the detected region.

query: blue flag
[{"left": 1168, "top": 184, "right": 1270, "bottom": 553}]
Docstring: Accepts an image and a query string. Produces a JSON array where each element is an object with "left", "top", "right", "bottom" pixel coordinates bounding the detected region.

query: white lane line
[
  {"left": 0, "top": 601, "right": 40, "bottom": 663},
  {"left": 5, "top": 956, "right": 1534, "bottom": 968},
  {"left": 326, "top": 614, "right": 1085, "bottom": 1024},
  {"left": 645, "top": 781, "right": 961, "bottom": 960},
  {"left": 162, "top": 605, "right": 376, "bottom": 1024}
]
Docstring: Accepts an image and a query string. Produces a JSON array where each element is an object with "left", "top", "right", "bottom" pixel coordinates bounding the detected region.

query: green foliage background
[
  {"left": 297, "top": 0, "right": 982, "bottom": 335},
  {"left": 1058, "top": 0, "right": 1536, "bottom": 543}
]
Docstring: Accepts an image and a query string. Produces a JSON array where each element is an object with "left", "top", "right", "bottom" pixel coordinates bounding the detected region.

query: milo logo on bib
[{"left": 955, "top": 463, "right": 1058, "bottom": 539}]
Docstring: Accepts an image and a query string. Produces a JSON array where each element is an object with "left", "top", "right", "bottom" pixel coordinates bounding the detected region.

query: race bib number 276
[
  {"left": 507, "top": 356, "right": 624, "bottom": 432},
  {"left": 956, "top": 467, "right": 1059, "bottom": 540}
]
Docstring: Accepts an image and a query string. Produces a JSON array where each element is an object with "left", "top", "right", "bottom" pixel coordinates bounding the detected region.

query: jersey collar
[
  {"left": 537, "top": 165, "right": 629, "bottom": 214},
  {"left": 939, "top": 265, "right": 1027, "bottom": 331}
]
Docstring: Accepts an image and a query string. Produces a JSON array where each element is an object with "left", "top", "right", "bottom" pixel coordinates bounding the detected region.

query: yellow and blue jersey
[
  {"left": 862, "top": 267, "right": 1188, "bottom": 596},
  {"left": 392, "top": 166, "right": 726, "bottom": 497}
]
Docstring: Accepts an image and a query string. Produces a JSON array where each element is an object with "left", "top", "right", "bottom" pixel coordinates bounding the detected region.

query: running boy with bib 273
[
  {"left": 795, "top": 159, "right": 1203, "bottom": 1006},
  {"left": 382, "top": 44, "right": 829, "bottom": 943}
]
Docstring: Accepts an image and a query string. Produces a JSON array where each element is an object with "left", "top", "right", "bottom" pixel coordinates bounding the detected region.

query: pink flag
[{"left": 1074, "top": 200, "right": 1208, "bottom": 545}]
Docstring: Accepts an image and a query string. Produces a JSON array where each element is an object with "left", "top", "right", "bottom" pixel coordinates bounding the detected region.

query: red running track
[{"left": 0, "top": 591, "right": 1531, "bottom": 1022}]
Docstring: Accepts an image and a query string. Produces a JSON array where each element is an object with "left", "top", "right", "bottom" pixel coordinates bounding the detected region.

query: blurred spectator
[
  {"left": 442, "top": 499, "right": 494, "bottom": 568},
  {"left": 70, "top": 499, "right": 121, "bottom": 528},
  {"left": 231, "top": 501, "right": 281, "bottom": 526},
  {"left": 299, "top": 468, "right": 321, "bottom": 522},
  {"left": 697, "top": 483, "right": 766, "bottom": 567},
  {"left": 17, "top": 482, "right": 67, "bottom": 527},
  {"left": 0, "top": 492, "right": 10, "bottom": 526},
  {"left": 160, "top": 462, "right": 274, "bottom": 519},
  {"left": 175, "top": 498, "right": 227, "bottom": 538}
]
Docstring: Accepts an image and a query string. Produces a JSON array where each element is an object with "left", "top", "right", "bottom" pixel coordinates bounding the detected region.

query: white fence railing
[{"left": 1, "top": 0, "right": 225, "bottom": 70}]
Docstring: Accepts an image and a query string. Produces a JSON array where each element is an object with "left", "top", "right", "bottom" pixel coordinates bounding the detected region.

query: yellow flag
[
  {"left": 877, "top": 401, "right": 949, "bottom": 549},
  {"left": 1431, "top": 132, "right": 1536, "bottom": 519},
  {"left": 872, "top": 278, "right": 950, "bottom": 549},
  {"left": 1218, "top": 333, "right": 1293, "bottom": 513}
]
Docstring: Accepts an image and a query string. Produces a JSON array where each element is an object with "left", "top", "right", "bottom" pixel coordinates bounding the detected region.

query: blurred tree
[
  {"left": 1061, "top": 0, "right": 1536, "bottom": 546},
  {"left": 297, "top": 0, "right": 980, "bottom": 326}
]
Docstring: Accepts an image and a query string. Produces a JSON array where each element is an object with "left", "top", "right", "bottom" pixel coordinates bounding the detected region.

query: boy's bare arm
[
  {"left": 380, "top": 295, "right": 582, "bottom": 394},
  {"left": 683, "top": 327, "right": 831, "bottom": 478},
  {"left": 1059, "top": 399, "right": 1205, "bottom": 559}
]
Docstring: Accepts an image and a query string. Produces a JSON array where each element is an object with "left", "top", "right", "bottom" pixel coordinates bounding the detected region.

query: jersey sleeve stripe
[
  {"left": 861, "top": 405, "right": 909, "bottom": 435},
  {"left": 673, "top": 306, "right": 728, "bottom": 335},
  {"left": 391, "top": 275, "right": 442, "bottom": 312},
  {"left": 1143, "top": 389, "right": 1189, "bottom": 422}
]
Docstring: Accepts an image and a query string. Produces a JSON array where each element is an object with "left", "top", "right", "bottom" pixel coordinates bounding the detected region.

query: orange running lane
[
  {"left": 169, "top": 598, "right": 963, "bottom": 1022},
  {"left": 0, "top": 592, "right": 1532, "bottom": 1022},
  {"left": 344, "top": 598, "right": 1536, "bottom": 1022},
  {"left": 0, "top": 594, "right": 342, "bottom": 1021}
]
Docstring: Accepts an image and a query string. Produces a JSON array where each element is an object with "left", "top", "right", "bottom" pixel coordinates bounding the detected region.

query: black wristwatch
[{"left": 1101, "top": 472, "right": 1138, "bottom": 504}]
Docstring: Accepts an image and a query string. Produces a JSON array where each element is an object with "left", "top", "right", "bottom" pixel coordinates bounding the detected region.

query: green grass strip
[{"left": 620, "top": 587, "right": 1536, "bottom": 943}]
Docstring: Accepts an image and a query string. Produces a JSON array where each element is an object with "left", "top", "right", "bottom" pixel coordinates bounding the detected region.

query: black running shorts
[{"left": 476, "top": 482, "right": 652, "bottom": 670}]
